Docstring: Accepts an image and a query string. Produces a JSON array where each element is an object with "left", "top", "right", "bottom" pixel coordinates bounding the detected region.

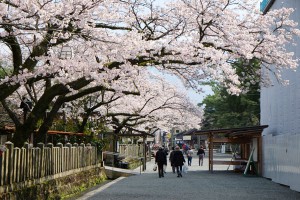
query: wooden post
[
  {"left": 46, "top": 143, "right": 54, "bottom": 175},
  {"left": 80, "top": 143, "right": 85, "bottom": 167},
  {"left": 5, "top": 141, "right": 14, "bottom": 184},
  {"left": 20, "top": 147, "right": 26, "bottom": 182},
  {"left": 208, "top": 133, "right": 213, "bottom": 172},
  {"left": 257, "top": 136, "right": 262, "bottom": 176},
  {"left": 37, "top": 143, "right": 44, "bottom": 178},
  {"left": 66, "top": 143, "right": 72, "bottom": 171},
  {"left": 143, "top": 136, "right": 146, "bottom": 171},
  {"left": 86, "top": 143, "right": 92, "bottom": 167},
  {"left": 56, "top": 143, "right": 63, "bottom": 173},
  {"left": 24, "top": 142, "right": 31, "bottom": 179}
]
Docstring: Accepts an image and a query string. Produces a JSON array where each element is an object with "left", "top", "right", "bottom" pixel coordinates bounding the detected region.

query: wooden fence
[{"left": 0, "top": 141, "right": 99, "bottom": 186}]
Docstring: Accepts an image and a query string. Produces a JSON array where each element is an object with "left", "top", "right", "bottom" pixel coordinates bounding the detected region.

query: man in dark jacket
[
  {"left": 169, "top": 147, "right": 175, "bottom": 173},
  {"left": 155, "top": 147, "right": 167, "bottom": 178},
  {"left": 197, "top": 146, "right": 205, "bottom": 166},
  {"left": 172, "top": 145, "right": 185, "bottom": 177}
]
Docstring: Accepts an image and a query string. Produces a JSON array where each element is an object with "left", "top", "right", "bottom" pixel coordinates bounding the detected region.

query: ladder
[{"left": 243, "top": 147, "right": 257, "bottom": 176}]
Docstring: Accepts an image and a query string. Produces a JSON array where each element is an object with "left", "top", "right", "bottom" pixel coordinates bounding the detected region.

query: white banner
[
  {"left": 147, "top": 137, "right": 154, "bottom": 142},
  {"left": 183, "top": 135, "right": 191, "bottom": 140}
]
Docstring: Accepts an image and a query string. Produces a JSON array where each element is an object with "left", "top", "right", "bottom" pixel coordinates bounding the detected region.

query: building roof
[
  {"left": 260, "top": 0, "right": 276, "bottom": 14},
  {"left": 191, "top": 125, "right": 269, "bottom": 138}
]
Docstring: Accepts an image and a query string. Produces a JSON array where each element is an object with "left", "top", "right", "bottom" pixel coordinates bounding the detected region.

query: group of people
[{"left": 155, "top": 145, "right": 205, "bottom": 178}]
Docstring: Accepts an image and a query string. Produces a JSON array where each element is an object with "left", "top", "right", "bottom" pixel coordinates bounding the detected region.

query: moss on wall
[
  {"left": 0, "top": 167, "right": 107, "bottom": 200},
  {"left": 128, "top": 160, "right": 142, "bottom": 169}
]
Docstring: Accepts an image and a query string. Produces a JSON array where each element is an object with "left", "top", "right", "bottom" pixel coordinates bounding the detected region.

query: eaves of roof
[
  {"left": 192, "top": 125, "right": 269, "bottom": 139},
  {"left": 261, "top": 0, "right": 276, "bottom": 14}
]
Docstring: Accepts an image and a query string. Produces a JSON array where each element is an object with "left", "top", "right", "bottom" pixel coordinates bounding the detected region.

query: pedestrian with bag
[
  {"left": 172, "top": 145, "right": 185, "bottom": 177},
  {"left": 197, "top": 146, "right": 205, "bottom": 166},
  {"left": 155, "top": 147, "right": 167, "bottom": 178},
  {"left": 162, "top": 145, "right": 168, "bottom": 173},
  {"left": 169, "top": 147, "right": 176, "bottom": 173}
]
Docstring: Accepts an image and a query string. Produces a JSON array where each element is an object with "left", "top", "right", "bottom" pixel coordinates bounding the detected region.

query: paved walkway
[{"left": 75, "top": 152, "right": 300, "bottom": 200}]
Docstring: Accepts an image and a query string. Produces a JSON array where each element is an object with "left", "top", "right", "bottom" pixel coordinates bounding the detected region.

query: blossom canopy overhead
[
  {"left": 0, "top": 0, "right": 300, "bottom": 147},
  {"left": 0, "top": 0, "right": 299, "bottom": 97}
]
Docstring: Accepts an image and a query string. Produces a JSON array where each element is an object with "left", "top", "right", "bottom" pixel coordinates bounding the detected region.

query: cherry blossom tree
[
  {"left": 3, "top": 71, "right": 142, "bottom": 146},
  {"left": 101, "top": 74, "right": 202, "bottom": 132},
  {"left": 92, "top": 74, "right": 202, "bottom": 151},
  {"left": 0, "top": 0, "right": 300, "bottom": 146},
  {"left": 65, "top": 72, "right": 202, "bottom": 145}
]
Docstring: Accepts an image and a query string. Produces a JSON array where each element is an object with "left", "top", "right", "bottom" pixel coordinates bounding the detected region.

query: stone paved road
[{"left": 75, "top": 152, "right": 300, "bottom": 200}]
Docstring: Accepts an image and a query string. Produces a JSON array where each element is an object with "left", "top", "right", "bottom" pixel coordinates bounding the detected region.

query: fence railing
[{"left": 0, "top": 141, "right": 99, "bottom": 186}]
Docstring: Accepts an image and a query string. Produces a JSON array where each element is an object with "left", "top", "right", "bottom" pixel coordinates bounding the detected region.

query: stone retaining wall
[{"left": 0, "top": 164, "right": 107, "bottom": 200}]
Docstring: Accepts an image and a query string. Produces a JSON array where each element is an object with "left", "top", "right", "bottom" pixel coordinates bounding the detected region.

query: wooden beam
[
  {"left": 213, "top": 160, "right": 249, "bottom": 165},
  {"left": 193, "top": 125, "right": 268, "bottom": 136},
  {"left": 47, "top": 130, "right": 84, "bottom": 136},
  {"left": 211, "top": 138, "right": 252, "bottom": 143},
  {"left": 211, "top": 138, "right": 230, "bottom": 143},
  {"left": 118, "top": 133, "right": 154, "bottom": 137}
]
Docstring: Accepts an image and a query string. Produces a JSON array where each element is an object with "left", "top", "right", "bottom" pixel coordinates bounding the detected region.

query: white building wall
[
  {"left": 262, "top": 134, "right": 300, "bottom": 191},
  {"left": 261, "top": 0, "right": 300, "bottom": 192}
]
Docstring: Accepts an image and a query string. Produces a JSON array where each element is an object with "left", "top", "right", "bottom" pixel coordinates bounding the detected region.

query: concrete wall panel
[{"left": 261, "top": 0, "right": 300, "bottom": 192}]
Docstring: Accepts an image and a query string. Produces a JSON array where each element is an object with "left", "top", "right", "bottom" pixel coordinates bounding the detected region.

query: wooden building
[{"left": 193, "top": 125, "right": 268, "bottom": 175}]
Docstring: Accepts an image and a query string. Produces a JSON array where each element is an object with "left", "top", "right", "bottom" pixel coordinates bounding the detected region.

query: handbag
[
  {"left": 153, "top": 164, "right": 157, "bottom": 171},
  {"left": 163, "top": 164, "right": 167, "bottom": 172},
  {"left": 183, "top": 164, "right": 188, "bottom": 173}
]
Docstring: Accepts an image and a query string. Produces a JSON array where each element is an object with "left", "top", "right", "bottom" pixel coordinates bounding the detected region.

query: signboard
[
  {"left": 166, "top": 132, "right": 171, "bottom": 139},
  {"left": 147, "top": 137, "right": 154, "bottom": 142},
  {"left": 183, "top": 135, "right": 191, "bottom": 141}
]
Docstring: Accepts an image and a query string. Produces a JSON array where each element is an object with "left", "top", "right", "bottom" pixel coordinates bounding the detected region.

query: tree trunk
[
  {"left": 78, "top": 115, "right": 89, "bottom": 133},
  {"left": 35, "top": 113, "right": 52, "bottom": 145},
  {"left": 12, "top": 123, "right": 35, "bottom": 147}
]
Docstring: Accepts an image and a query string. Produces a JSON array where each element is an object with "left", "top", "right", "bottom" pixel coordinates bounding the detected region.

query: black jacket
[
  {"left": 169, "top": 151, "right": 175, "bottom": 165},
  {"left": 155, "top": 149, "right": 167, "bottom": 165},
  {"left": 197, "top": 148, "right": 205, "bottom": 155},
  {"left": 172, "top": 150, "right": 185, "bottom": 167}
]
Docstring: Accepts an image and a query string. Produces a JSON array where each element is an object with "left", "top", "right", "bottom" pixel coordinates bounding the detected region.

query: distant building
[{"left": 260, "top": 0, "right": 300, "bottom": 192}]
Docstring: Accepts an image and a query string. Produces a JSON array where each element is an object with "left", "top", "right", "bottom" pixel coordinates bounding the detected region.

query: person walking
[
  {"left": 155, "top": 147, "right": 167, "bottom": 178},
  {"left": 162, "top": 145, "right": 168, "bottom": 173},
  {"left": 186, "top": 148, "right": 193, "bottom": 166},
  {"left": 172, "top": 145, "right": 185, "bottom": 177},
  {"left": 197, "top": 146, "right": 205, "bottom": 166},
  {"left": 169, "top": 147, "right": 176, "bottom": 173}
]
